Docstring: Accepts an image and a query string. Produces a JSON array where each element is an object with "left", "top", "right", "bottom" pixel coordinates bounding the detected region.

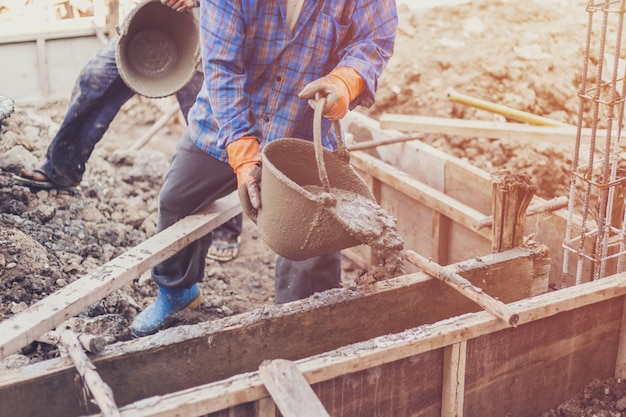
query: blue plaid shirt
[{"left": 187, "top": 0, "right": 398, "bottom": 162}]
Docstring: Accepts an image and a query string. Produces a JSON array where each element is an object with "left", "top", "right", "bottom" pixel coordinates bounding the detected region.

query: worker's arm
[{"left": 227, "top": 137, "right": 262, "bottom": 222}]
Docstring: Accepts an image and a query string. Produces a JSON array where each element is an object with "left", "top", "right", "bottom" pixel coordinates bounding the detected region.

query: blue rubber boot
[{"left": 130, "top": 284, "right": 202, "bottom": 337}]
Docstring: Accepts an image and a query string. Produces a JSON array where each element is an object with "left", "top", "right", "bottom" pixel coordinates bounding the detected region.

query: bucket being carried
[
  {"left": 115, "top": 0, "right": 200, "bottom": 98},
  {"left": 256, "top": 101, "right": 378, "bottom": 261}
]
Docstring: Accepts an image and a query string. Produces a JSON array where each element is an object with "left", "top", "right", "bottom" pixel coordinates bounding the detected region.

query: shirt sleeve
[
  {"left": 336, "top": 0, "right": 398, "bottom": 109},
  {"left": 199, "top": 0, "right": 260, "bottom": 148}
]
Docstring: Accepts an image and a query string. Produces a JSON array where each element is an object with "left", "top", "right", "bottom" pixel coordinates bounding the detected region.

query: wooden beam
[
  {"left": 259, "top": 359, "right": 330, "bottom": 417},
  {"left": 379, "top": 113, "right": 606, "bottom": 146},
  {"left": 442, "top": 341, "right": 467, "bottom": 417},
  {"left": 0, "top": 192, "right": 241, "bottom": 361},
  {"left": 129, "top": 103, "right": 181, "bottom": 151},
  {"left": 404, "top": 250, "right": 519, "bottom": 326},
  {"left": 475, "top": 196, "right": 568, "bottom": 229},
  {"left": 446, "top": 90, "right": 572, "bottom": 127},
  {"left": 349, "top": 151, "right": 491, "bottom": 240},
  {"left": 59, "top": 328, "right": 121, "bottom": 417}
]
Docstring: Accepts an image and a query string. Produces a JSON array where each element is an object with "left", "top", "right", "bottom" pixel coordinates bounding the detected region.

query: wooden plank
[
  {"left": 442, "top": 341, "right": 467, "bottom": 417},
  {"left": 0, "top": 191, "right": 241, "bottom": 361},
  {"left": 446, "top": 89, "right": 572, "bottom": 127},
  {"left": 379, "top": 114, "right": 602, "bottom": 146},
  {"left": 59, "top": 328, "right": 121, "bottom": 417},
  {"left": 0, "top": 19, "right": 106, "bottom": 43},
  {"left": 0, "top": 246, "right": 547, "bottom": 417},
  {"left": 259, "top": 359, "right": 330, "bottom": 417},
  {"left": 96, "top": 271, "right": 626, "bottom": 417},
  {"left": 431, "top": 211, "right": 446, "bottom": 264},
  {"left": 405, "top": 250, "right": 520, "bottom": 326},
  {"left": 615, "top": 297, "right": 626, "bottom": 379},
  {"left": 350, "top": 151, "right": 491, "bottom": 240}
]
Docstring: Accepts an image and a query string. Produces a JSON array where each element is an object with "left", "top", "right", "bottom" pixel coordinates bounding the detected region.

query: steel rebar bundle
[{"left": 563, "top": 0, "right": 626, "bottom": 285}]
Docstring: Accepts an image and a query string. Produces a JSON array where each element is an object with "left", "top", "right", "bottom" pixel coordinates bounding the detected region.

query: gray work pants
[{"left": 152, "top": 131, "right": 341, "bottom": 303}]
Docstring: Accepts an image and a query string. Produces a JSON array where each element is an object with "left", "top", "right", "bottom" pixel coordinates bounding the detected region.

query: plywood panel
[{"left": 464, "top": 298, "right": 623, "bottom": 416}]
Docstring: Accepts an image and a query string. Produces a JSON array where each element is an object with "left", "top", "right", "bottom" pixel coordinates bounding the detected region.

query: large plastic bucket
[{"left": 256, "top": 105, "right": 375, "bottom": 261}]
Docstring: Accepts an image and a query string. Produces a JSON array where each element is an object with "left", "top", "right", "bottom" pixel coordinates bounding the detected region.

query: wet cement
[{"left": 304, "top": 185, "right": 405, "bottom": 283}]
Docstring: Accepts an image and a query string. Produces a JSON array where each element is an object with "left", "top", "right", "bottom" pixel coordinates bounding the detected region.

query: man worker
[
  {"left": 14, "top": 0, "right": 243, "bottom": 262},
  {"left": 130, "top": 0, "right": 399, "bottom": 337}
]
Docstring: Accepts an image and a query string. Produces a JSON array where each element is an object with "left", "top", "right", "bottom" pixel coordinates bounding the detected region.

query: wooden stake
[
  {"left": 129, "top": 103, "right": 180, "bottom": 151},
  {"left": 404, "top": 250, "right": 519, "bottom": 326},
  {"left": 475, "top": 196, "right": 567, "bottom": 230},
  {"left": 490, "top": 170, "right": 537, "bottom": 253},
  {"left": 346, "top": 134, "right": 422, "bottom": 151},
  {"left": 259, "top": 359, "right": 331, "bottom": 417},
  {"left": 58, "top": 328, "right": 120, "bottom": 417}
]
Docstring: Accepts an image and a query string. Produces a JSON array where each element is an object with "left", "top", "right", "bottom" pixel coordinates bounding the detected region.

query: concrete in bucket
[
  {"left": 256, "top": 113, "right": 375, "bottom": 261},
  {"left": 115, "top": 0, "right": 200, "bottom": 98}
]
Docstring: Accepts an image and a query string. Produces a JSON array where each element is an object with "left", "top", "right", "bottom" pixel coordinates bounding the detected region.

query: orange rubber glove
[
  {"left": 298, "top": 67, "right": 365, "bottom": 120},
  {"left": 227, "top": 136, "right": 262, "bottom": 222}
]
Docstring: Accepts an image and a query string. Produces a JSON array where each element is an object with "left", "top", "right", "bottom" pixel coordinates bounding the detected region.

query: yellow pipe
[{"left": 447, "top": 89, "right": 572, "bottom": 127}]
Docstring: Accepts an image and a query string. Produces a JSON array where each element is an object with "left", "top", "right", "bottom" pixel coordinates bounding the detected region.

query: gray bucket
[
  {"left": 115, "top": 0, "right": 200, "bottom": 98},
  {"left": 256, "top": 104, "right": 375, "bottom": 261}
]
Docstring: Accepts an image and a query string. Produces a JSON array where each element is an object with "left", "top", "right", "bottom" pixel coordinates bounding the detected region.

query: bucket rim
[{"left": 261, "top": 137, "right": 322, "bottom": 201}]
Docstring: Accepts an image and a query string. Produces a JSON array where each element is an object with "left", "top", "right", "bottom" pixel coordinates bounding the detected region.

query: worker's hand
[
  {"left": 227, "top": 137, "right": 262, "bottom": 223},
  {"left": 161, "top": 0, "right": 196, "bottom": 12},
  {"left": 298, "top": 67, "right": 365, "bottom": 120}
]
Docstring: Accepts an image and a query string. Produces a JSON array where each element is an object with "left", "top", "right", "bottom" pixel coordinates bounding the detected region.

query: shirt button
[
  {"left": 264, "top": 116, "right": 270, "bottom": 122},
  {"left": 276, "top": 76, "right": 283, "bottom": 82}
]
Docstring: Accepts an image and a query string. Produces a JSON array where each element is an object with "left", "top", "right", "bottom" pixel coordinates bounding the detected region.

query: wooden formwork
[
  {"left": 0, "top": 112, "right": 606, "bottom": 416},
  {"left": 0, "top": 243, "right": 550, "bottom": 417},
  {"left": 342, "top": 111, "right": 582, "bottom": 287}
]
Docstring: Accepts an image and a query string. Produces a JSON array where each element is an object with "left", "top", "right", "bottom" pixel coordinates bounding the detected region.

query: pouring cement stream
[{"left": 304, "top": 185, "right": 406, "bottom": 283}]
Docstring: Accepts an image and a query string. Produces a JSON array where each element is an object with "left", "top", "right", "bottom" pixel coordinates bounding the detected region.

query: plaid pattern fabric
[{"left": 187, "top": 0, "right": 398, "bottom": 162}]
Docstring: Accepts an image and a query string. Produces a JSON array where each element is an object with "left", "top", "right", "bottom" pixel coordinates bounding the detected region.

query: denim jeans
[{"left": 39, "top": 36, "right": 241, "bottom": 237}]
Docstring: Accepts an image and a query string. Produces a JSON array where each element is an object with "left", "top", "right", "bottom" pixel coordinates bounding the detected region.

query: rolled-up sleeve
[{"left": 199, "top": 0, "right": 259, "bottom": 148}]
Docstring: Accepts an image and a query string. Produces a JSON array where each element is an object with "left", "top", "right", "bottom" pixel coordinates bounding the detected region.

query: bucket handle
[{"left": 312, "top": 99, "right": 350, "bottom": 196}]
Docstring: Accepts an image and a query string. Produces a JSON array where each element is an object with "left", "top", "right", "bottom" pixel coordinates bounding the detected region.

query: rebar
[{"left": 562, "top": 0, "right": 626, "bottom": 285}]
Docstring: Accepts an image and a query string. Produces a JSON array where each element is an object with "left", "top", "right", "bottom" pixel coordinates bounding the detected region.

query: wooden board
[
  {"left": 379, "top": 114, "right": 600, "bottom": 146},
  {"left": 0, "top": 246, "right": 547, "bottom": 417}
]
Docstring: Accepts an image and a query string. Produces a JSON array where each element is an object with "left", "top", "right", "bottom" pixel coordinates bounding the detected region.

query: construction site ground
[{"left": 0, "top": 0, "right": 619, "bottom": 415}]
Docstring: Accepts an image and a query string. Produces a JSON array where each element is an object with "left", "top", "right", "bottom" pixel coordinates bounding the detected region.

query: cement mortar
[{"left": 305, "top": 185, "right": 406, "bottom": 282}]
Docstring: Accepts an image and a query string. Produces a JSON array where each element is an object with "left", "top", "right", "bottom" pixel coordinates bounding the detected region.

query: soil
[{"left": 0, "top": 0, "right": 621, "bottom": 414}]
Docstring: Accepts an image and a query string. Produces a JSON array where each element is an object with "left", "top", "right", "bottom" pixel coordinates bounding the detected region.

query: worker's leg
[
  {"left": 153, "top": 131, "right": 237, "bottom": 288},
  {"left": 175, "top": 71, "right": 244, "bottom": 252},
  {"left": 131, "top": 131, "right": 237, "bottom": 337},
  {"left": 175, "top": 70, "right": 203, "bottom": 119},
  {"left": 41, "top": 36, "right": 135, "bottom": 187},
  {"left": 274, "top": 252, "right": 342, "bottom": 304}
]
